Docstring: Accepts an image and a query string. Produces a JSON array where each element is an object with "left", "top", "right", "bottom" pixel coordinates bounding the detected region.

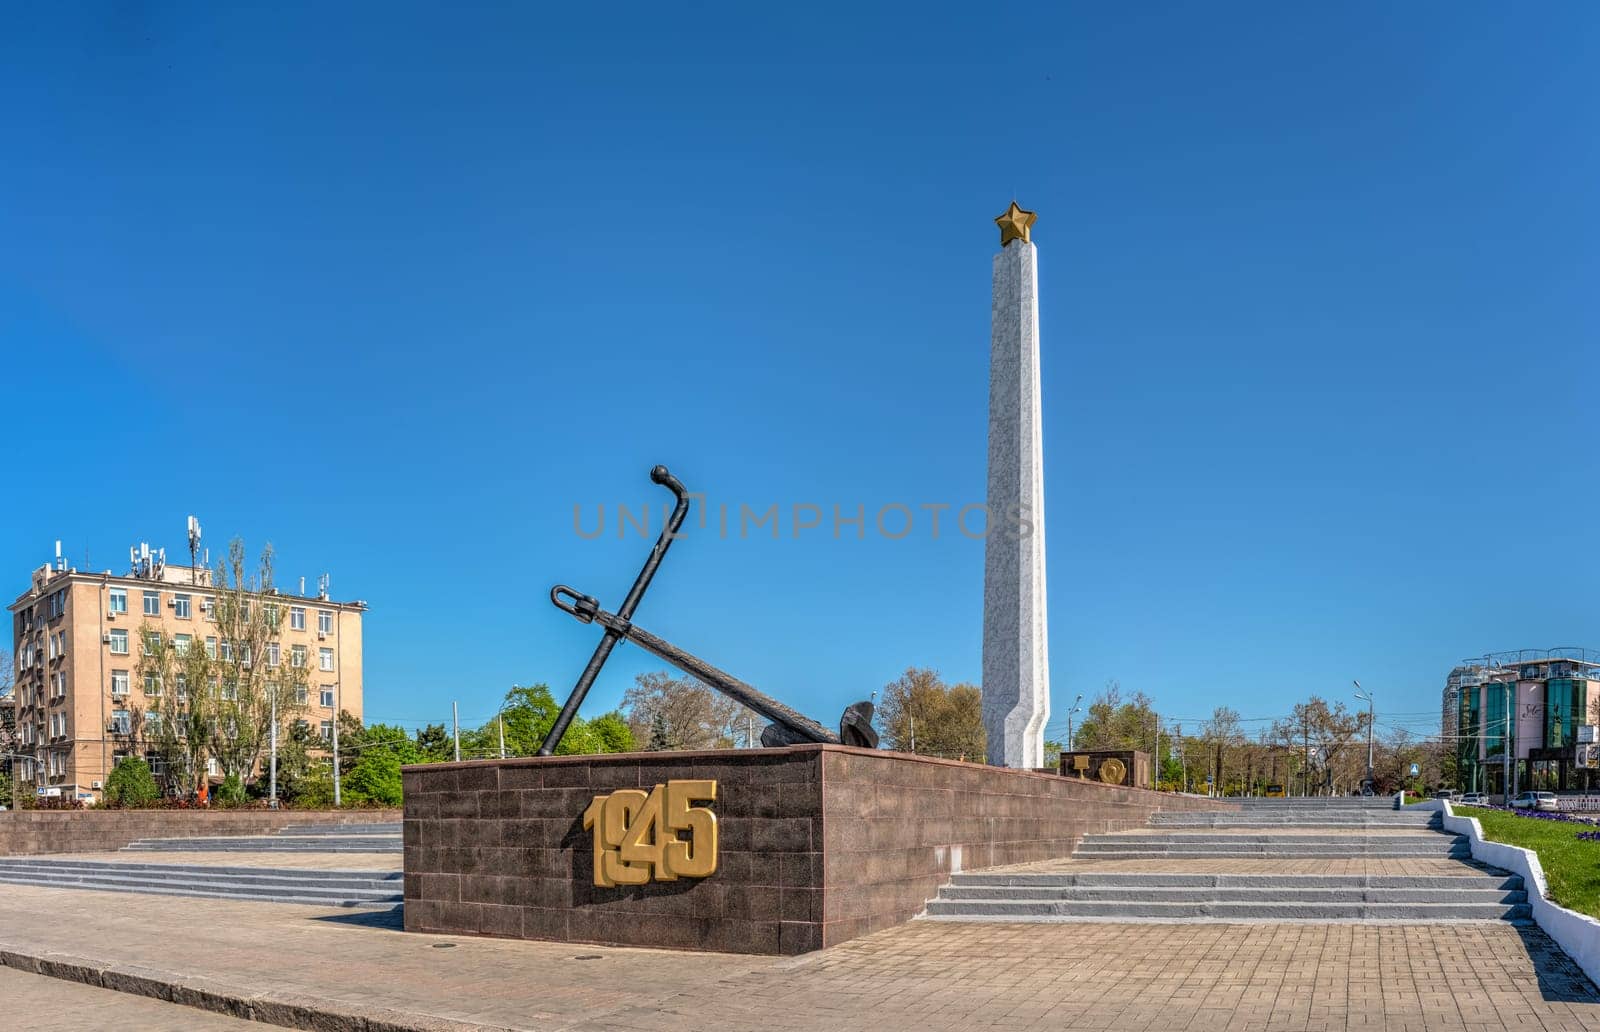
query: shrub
[
  {"left": 213, "top": 773, "right": 247, "bottom": 808},
  {"left": 104, "top": 757, "right": 161, "bottom": 808}
]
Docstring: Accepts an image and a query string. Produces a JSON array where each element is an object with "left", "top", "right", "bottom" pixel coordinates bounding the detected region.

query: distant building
[
  {"left": 9, "top": 539, "right": 365, "bottom": 803},
  {"left": 1447, "top": 650, "right": 1600, "bottom": 795}
]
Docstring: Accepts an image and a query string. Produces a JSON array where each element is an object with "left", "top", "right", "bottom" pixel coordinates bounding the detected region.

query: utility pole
[
  {"left": 1503, "top": 682, "right": 1513, "bottom": 803},
  {"left": 1154, "top": 714, "right": 1162, "bottom": 789},
  {"left": 453, "top": 701, "right": 461, "bottom": 762},
  {"left": 1354, "top": 681, "right": 1375, "bottom": 793},
  {"left": 498, "top": 713, "right": 506, "bottom": 760},
  {"left": 909, "top": 715, "right": 916, "bottom": 754},
  {"left": 269, "top": 689, "right": 278, "bottom": 809},
  {"left": 331, "top": 681, "right": 341, "bottom": 807}
]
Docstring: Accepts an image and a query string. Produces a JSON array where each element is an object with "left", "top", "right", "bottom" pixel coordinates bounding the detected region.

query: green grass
[{"left": 1470, "top": 808, "right": 1600, "bottom": 918}]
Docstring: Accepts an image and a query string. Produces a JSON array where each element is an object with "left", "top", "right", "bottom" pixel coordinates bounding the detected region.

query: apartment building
[
  {"left": 9, "top": 542, "right": 365, "bottom": 803},
  {"left": 1448, "top": 649, "right": 1600, "bottom": 795}
]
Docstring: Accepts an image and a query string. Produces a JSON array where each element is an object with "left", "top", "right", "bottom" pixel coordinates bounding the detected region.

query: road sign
[
  {"left": 1409, "top": 763, "right": 1420, "bottom": 777},
  {"left": 1205, "top": 774, "right": 1214, "bottom": 784}
]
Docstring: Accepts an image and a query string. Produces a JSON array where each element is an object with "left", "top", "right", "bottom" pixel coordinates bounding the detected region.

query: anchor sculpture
[{"left": 538, "top": 465, "right": 879, "bottom": 755}]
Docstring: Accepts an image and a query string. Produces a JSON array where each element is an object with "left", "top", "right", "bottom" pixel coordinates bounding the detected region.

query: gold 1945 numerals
[{"left": 581, "top": 779, "right": 718, "bottom": 887}]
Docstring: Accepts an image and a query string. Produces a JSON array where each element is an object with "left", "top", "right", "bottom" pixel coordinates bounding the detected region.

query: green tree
[
  {"left": 269, "top": 720, "right": 322, "bottom": 804},
  {"left": 413, "top": 723, "right": 453, "bottom": 762},
  {"left": 104, "top": 757, "right": 160, "bottom": 808},
  {"left": 137, "top": 539, "right": 309, "bottom": 798},
  {"left": 877, "top": 667, "right": 986, "bottom": 760}
]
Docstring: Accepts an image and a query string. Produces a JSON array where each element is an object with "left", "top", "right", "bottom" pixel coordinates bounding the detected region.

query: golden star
[{"left": 994, "top": 201, "right": 1037, "bottom": 246}]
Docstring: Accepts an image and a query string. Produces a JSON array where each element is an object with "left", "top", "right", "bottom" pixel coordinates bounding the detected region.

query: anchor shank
[{"left": 594, "top": 610, "right": 839, "bottom": 745}]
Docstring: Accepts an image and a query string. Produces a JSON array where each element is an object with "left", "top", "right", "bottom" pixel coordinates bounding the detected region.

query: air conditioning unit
[
  {"left": 91, "top": 780, "right": 103, "bottom": 790},
  {"left": 106, "top": 611, "right": 116, "bottom": 620},
  {"left": 102, "top": 633, "right": 112, "bottom": 644},
  {"left": 317, "top": 631, "right": 327, "bottom": 641}
]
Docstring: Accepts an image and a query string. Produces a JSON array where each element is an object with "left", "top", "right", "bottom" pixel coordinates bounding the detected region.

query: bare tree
[{"left": 623, "top": 671, "right": 748, "bottom": 751}]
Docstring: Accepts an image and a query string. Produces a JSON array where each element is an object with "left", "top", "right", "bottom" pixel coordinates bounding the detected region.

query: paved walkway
[
  {"left": 0, "top": 965, "right": 261, "bottom": 1031},
  {"left": 1, "top": 883, "right": 1598, "bottom": 1030}
]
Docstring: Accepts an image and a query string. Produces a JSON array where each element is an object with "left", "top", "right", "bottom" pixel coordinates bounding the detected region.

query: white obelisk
[{"left": 982, "top": 201, "right": 1050, "bottom": 769}]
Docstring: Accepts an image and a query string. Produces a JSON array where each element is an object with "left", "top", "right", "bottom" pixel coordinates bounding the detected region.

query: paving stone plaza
[{"left": 1, "top": 792, "right": 1600, "bottom": 1029}]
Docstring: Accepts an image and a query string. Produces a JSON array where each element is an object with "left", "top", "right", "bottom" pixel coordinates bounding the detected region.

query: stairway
[
  {"left": 0, "top": 857, "right": 401, "bottom": 907},
  {"left": 924, "top": 798, "right": 1531, "bottom": 923},
  {"left": 120, "top": 822, "right": 402, "bottom": 854}
]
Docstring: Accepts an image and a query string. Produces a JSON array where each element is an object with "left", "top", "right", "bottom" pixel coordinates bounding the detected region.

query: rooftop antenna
[
  {"left": 53, "top": 540, "right": 63, "bottom": 572},
  {"left": 317, "top": 573, "right": 329, "bottom": 600},
  {"left": 187, "top": 516, "right": 202, "bottom": 585},
  {"left": 299, "top": 576, "right": 306, "bottom": 596}
]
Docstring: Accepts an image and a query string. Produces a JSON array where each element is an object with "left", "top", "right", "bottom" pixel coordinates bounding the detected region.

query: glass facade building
[{"left": 1451, "top": 655, "right": 1600, "bottom": 795}]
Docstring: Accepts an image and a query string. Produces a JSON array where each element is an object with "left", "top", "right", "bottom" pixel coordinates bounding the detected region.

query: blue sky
[{"left": 2, "top": 3, "right": 1596, "bottom": 744}]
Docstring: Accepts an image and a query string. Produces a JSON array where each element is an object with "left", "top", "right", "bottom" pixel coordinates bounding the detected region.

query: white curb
[{"left": 1422, "top": 799, "right": 1600, "bottom": 986}]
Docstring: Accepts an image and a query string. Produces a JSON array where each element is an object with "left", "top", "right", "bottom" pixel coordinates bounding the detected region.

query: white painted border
[{"left": 1420, "top": 799, "right": 1600, "bottom": 985}]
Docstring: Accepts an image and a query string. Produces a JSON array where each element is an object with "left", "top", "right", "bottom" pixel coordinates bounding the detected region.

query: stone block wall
[
  {"left": 818, "top": 749, "right": 1224, "bottom": 945},
  {"left": 0, "top": 809, "right": 401, "bottom": 856},
  {"left": 403, "top": 746, "right": 1231, "bottom": 954}
]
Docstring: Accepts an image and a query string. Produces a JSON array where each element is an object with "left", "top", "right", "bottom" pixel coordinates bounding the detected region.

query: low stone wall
[
  {"left": 0, "top": 809, "right": 402, "bottom": 856},
  {"left": 402, "top": 745, "right": 1231, "bottom": 954}
]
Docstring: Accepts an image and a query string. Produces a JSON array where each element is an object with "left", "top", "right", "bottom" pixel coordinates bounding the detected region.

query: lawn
[{"left": 1470, "top": 807, "right": 1600, "bottom": 919}]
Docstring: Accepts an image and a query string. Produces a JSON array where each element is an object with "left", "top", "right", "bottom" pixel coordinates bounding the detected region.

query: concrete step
[
  {"left": 0, "top": 859, "right": 401, "bottom": 891},
  {"left": 1151, "top": 814, "right": 1437, "bottom": 825},
  {"left": 922, "top": 899, "right": 1531, "bottom": 921},
  {"left": 1084, "top": 833, "right": 1455, "bottom": 844},
  {"left": 0, "top": 869, "right": 403, "bottom": 903},
  {"left": 0, "top": 860, "right": 402, "bottom": 907},
  {"left": 279, "top": 823, "right": 403, "bottom": 836},
  {"left": 948, "top": 872, "right": 1522, "bottom": 890},
  {"left": 122, "top": 835, "right": 401, "bottom": 853},
  {"left": 1068, "top": 848, "right": 1471, "bottom": 859},
  {"left": 936, "top": 885, "right": 1527, "bottom": 904}
]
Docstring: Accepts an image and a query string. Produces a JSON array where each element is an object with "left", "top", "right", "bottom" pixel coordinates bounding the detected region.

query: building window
[
  {"left": 320, "top": 687, "right": 335, "bottom": 708},
  {"left": 108, "top": 628, "right": 129, "bottom": 654},
  {"left": 318, "top": 610, "right": 334, "bottom": 634},
  {"left": 54, "top": 671, "right": 66, "bottom": 698},
  {"left": 111, "top": 669, "right": 130, "bottom": 698},
  {"left": 290, "top": 607, "right": 306, "bottom": 631},
  {"left": 221, "top": 680, "right": 237, "bottom": 702},
  {"left": 174, "top": 633, "right": 192, "bottom": 655},
  {"left": 291, "top": 645, "right": 307, "bottom": 669},
  {"left": 205, "top": 636, "right": 218, "bottom": 659},
  {"left": 144, "top": 672, "right": 162, "bottom": 697},
  {"left": 295, "top": 685, "right": 308, "bottom": 705},
  {"left": 111, "top": 709, "right": 131, "bottom": 735},
  {"left": 173, "top": 593, "right": 191, "bottom": 619},
  {"left": 219, "top": 639, "right": 233, "bottom": 662},
  {"left": 204, "top": 597, "right": 216, "bottom": 621},
  {"left": 239, "top": 599, "right": 251, "bottom": 620},
  {"left": 142, "top": 630, "right": 161, "bottom": 656},
  {"left": 143, "top": 590, "right": 160, "bottom": 616},
  {"left": 175, "top": 674, "right": 188, "bottom": 701},
  {"left": 320, "top": 720, "right": 334, "bottom": 741},
  {"left": 108, "top": 588, "right": 127, "bottom": 615},
  {"left": 266, "top": 642, "right": 280, "bottom": 668},
  {"left": 319, "top": 648, "right": 334, "bottom": 672},
  {"left": 145, "top": 713, "right": 162, "bottom": 735}
]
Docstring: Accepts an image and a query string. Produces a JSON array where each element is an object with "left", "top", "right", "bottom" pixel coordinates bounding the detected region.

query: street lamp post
[
  {"left": 1065, "top": 694, "right": 1083, "bottom": 753},
  {"left": 1353, "top": 681, "right": 1374, "bottom": 793}
]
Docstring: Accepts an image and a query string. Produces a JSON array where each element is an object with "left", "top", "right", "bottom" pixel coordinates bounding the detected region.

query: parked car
[
  {"left": 1458, "top": 792, "right": 1487, "bottom": 806},
  {"left": 1510, "top": 791, "right": 1560, "bottom": 812},
  {"left": 1435, "top": 789, "right": 1460, "bottom": 802}
]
